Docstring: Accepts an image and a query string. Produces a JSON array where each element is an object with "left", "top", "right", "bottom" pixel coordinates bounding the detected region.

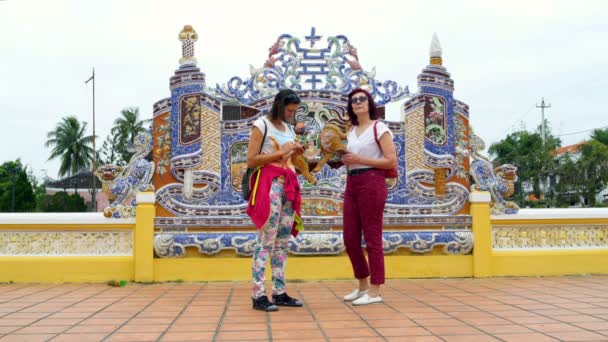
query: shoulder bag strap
[
  {"left": 373, "top": 121, "right": 383, "bottom": 152},
  {"left": 259, "top": 120, "right": 268, "bottom": 154},
  {"left": 251, "top": 120, "right": 268, "bottom": 206}
]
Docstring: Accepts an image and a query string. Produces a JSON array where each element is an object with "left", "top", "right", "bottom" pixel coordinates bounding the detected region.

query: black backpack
[{"left": 241, "top": 120, "right": 267, "bottom": 201}]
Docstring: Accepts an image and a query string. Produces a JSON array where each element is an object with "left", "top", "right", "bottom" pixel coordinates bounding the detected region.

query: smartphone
[{"left": 335, "top": 150, "right": 349, "bottom": 157}]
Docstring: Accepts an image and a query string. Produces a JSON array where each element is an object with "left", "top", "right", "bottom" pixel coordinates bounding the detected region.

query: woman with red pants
[{"left": 341, "top": 87, "right": 397, "bottom": 306}]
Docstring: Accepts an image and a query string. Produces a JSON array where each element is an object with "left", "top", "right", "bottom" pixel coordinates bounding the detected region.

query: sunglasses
[{"left": 350, "top": 95, "right": 368, "bottom": 104}]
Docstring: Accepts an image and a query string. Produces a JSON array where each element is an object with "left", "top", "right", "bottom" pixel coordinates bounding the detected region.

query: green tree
[
  {"left": 46, "top": 116, "right": 94, "bottom": 177},
  {"left": 25, "top": 167, "right": 49, "bottom": 212},
  {"left": 98, "top": 134, "right": 126, "bottom": 167},
  {"left": 38, "top": 191, "right": 87, "bottom": 212},
  {"left": 488, "top": 121, "right": 561, "bottom": 206},
  {"left": 591, "top": 127, "right": 608, "bottom": 145},
  {"left": 111, "top": 107, "right": 150, "bottom": 164},
  {"left": 577, "top": 129, "right": 608, "bottom": 206},
  {"left": 0, "top": 160, "right": 36, "bottom": 212},
  {"left": 545, "top": 128, "right": 608, "bottom": 207},
  {"left": 553, "top": 154, "right": 583, "bottom": 207}
]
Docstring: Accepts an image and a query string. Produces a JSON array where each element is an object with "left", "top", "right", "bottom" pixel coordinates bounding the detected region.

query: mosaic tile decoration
[
  {"left": 153, "top": 230, "right": 473, "bottom": 257},
  {"left": 96, "top": 131, "right": 155, "bottom": 218},
  {"left": 151, "top": 28, "right": 476, "bottom": 219},
  {"left": 469, "top": 130, "right": 519, "bottom": 215},
  {"left": 404, "top": 107, "right": 426, "bottom": 172},
  {"left": 154, "top": 214, "right": 472, "bottom": 229},
  {"left": 210, "top": 27, "right": 409, "bottom": 106},
  {"left": 170, "top": 84, "right": 204, "bottom": 165},
  {"left": 157, "top": 91, "right": 469, "bottom": 215},
  {"left": 153, "top": 97, "right": 171, "bottom": 117}
]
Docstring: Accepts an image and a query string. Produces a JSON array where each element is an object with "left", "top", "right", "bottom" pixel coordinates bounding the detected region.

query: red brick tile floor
[{"left": 1, "top": 276, "right": 608, "bottom": 341}]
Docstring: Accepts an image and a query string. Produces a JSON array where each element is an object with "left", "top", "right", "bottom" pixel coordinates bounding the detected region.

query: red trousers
[{"left": 343, "top": 169, "right": 388, "bottom": 285}]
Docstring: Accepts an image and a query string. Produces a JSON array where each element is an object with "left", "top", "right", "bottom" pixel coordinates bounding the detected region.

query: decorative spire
[
  {"left": 178, "top": 25, "right": 198, "bottom": 66},
  {"left": 429, "top": 32, "right": 442, "bottom": 65}
]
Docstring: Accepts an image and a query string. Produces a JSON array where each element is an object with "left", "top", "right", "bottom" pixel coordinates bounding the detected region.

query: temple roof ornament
[
  {"left": 430, "top": 33, "right": 442, "bottom": 65},
  {"left": 212, "top": 27, "right": 410, "bottom": 106},
  {"left": 178, "top": 25, "right": 198, "bottom": 66}
]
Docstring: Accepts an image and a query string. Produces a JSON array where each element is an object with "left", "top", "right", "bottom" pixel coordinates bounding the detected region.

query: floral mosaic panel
[
  {"left": 493, "top": 225, "right": 608, "bottom": 249},
  {"left": 0, "top": 231, "right": 133, "bottom": 256}
]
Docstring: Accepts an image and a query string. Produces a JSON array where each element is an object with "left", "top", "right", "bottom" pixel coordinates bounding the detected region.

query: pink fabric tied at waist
[{"left": 246, "top": 164, "right": 302, "bottom": 237}]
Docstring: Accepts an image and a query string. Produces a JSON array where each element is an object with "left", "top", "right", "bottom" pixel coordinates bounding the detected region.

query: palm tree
[
  {"left": 111, "top": 107, "right": 151, "bottom": 163},
  {"left": 46, "top": 116, "right": 94, "bottom": 177}
]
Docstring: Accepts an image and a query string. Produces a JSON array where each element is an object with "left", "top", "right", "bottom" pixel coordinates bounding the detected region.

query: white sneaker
[
  {"left": 343, "top": 289, "right": 368, "bottom": 301},
  {"left": 352, "top": 293, "right": 383, "bottom": 306}
]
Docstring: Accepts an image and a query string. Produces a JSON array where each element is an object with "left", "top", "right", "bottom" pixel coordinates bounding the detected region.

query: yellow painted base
[
  {"left": 492, "top": 249, "right": 608, "bottom": 276},
  {"left": 4, "top": 193, "right": 608, "bottom": 283},
  {"left": 0, "top": 257, "right": 133, "bottom": 283},
  {"left": 3, "top": 251, "right": 608, "bottom": 283},
  {"left": 153, "top": 255, "right": 473, "bottom": 282}
]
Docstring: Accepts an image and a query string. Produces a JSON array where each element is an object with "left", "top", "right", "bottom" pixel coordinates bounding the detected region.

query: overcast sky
[{"left": 1, "top": 0, "right": 607, "bottom": 180}]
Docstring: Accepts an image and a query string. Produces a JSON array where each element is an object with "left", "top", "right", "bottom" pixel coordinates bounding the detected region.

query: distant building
[
  {"left": 44, "top": 169, "right": 108, "bottom": 211},
  {"left": 552, "top": 141, "right": 587, "bottom": 162},
  {"left": 544, "top": 141, "right": 608, "bottom": 206}
]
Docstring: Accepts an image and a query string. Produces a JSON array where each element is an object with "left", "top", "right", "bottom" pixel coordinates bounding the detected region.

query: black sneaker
[
  {"left": 272, "top": 293, "right": 303, "bottom": 307},
  {"left": 252, "top": 295, "right": 278, "bottom": 312}
]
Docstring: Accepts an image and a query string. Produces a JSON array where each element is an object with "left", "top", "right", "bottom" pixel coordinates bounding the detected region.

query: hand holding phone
[{"left": 335, "top": 149, "right": 349, "bottom": 157}]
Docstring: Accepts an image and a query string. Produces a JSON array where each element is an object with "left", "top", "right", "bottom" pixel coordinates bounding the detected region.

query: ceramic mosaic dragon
[
  {"left": 469, "top": 128, "right": 520, "bottom": 214},
  {"left": 96, "top": 130, "right": 155, "bottom": 218}
]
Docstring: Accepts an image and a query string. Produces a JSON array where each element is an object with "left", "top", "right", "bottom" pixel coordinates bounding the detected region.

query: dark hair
[
  {"left": 347, "top": 88, "right": 378, "bottom": 126},
  {"left": 270, "top": 89, "right": 301, "bottom": 121}
]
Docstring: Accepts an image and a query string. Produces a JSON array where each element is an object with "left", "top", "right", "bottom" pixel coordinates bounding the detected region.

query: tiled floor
[{"left": 1, "top": 276, "right": 608, "bottom": 341}]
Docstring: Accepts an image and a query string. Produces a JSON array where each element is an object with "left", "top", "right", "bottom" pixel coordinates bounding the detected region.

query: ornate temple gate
[{"left": 145, "top": 27, "right": 477, "bottom": 265}]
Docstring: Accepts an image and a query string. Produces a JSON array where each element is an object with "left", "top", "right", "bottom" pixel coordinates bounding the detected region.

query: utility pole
[
  {"left": 9, "top": 166, "right": 16, "bottom": 212},
  {"left": 536, "top": 97, "right": 551, "bottom": 145},
  {"left": 85, "top": 68, "right": 97, "bottom": 211}
]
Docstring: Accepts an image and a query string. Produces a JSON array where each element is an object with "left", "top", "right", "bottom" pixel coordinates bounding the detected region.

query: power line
[
  {"left": 515, "top": 104, "right": 536, "bottom": 123},
  {"left": 557, "top": 125, "right": 608, "bottom": 137},
  {"left": 507, "top": 104, "right": 536, "bottom": 132}
]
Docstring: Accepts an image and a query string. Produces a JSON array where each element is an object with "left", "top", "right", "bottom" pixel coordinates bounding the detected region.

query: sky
[{"left": 1, "top": 0, "right": 607, "bottom": 180}]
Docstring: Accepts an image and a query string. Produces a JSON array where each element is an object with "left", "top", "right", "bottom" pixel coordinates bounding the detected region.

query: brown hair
[
  {"left": 347, "top": 88, "right": 378, "bottom": 126},
  {"left": 269, "top": 89, "right": 301, "bottom": 121}
]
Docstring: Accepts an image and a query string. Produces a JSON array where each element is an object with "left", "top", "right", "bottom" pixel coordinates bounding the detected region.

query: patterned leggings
[{"left": 252, "top": 178, "right": 294, "bottom": 299}]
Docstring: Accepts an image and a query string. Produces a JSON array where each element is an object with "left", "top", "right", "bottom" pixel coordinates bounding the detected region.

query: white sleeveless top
[
  {"left": 251, "top": 116, "right": 296, "bottom": 170},
  {"left": 252, "top": 117, "right": 296, "bottom": 155},
  {"left": 346, "top": 121, "right": 393, "bottom": 170}
]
